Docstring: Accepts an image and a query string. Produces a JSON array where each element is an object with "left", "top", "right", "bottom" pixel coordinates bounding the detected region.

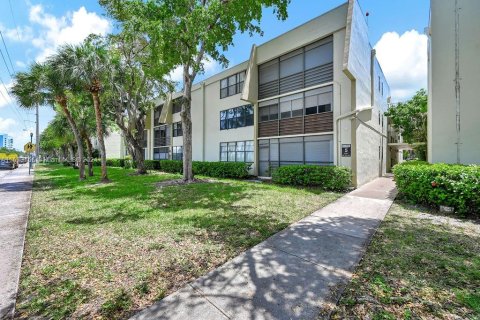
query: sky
[{"left": 0, "top": 0, "right": 430, "bottom": 150}]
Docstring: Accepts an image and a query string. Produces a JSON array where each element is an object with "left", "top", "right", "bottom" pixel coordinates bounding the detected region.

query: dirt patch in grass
[
  {"left": 155, "top": 178, "right": 213, "bottom": 188},
  {"left": 16, "top": 164, "right": 341, "bottom": 319},
  {"left": 329, "top": 201, "right": 480, "bottom": 320}
]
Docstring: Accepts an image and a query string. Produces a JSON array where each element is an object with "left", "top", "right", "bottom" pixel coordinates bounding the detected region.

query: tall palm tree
[
  {"left": 55, "top": 37, "right": 110, "bottom": 182},
  {"left": 11, "top": 62, "right": 87, "bottom": 180}
]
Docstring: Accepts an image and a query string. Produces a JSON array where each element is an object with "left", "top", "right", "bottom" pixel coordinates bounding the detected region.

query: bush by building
[
  {"left": 393, "top": 161, "right": 480, "bottom": 215},
  {"left": 272, "top": 165, "right": 351, "bottom": 191}
]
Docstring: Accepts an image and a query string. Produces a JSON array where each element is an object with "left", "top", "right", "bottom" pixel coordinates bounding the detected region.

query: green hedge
[
  {"left": 193, "top": 161, "right": 250, "bottom": 179},
  {"left": 159, "top": 160, "right": 183, "bottom": 173},
  {"left": 393, "top": 161, "right": 480, "bottom": 215},
  {"left": 144, "top": 160, "right": 161, "bottom": 171},
  {"left": 272, "top": 165, "right": 351, "bottom": 191},
  {"left": 92, "top": 158, "right": 125, "bottom": 167}
]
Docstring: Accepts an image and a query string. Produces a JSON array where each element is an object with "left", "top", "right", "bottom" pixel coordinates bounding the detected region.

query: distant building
[
  {"left": 0, "top": 133, "right": 13, "bottom": 149},
  {"left": 427, "top": 0, "right": 480, "bottom": 164}
]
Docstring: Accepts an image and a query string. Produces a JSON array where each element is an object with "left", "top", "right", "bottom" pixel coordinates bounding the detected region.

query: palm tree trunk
[
  {"left": 59, "top": 100, "right": 85, "bottom": 180},
  {"left": 181, "top": 75, "right": 194, "bottom": 182},
  {"left": 91, "top": 91, "right": 109, "bottom": 182},
  {"left": 86, "top": 137, "right": 94, "bottom": 177}
]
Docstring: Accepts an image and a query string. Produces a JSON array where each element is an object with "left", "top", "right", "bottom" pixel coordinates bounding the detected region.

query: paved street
[
  {"left": 0, "top": 165, "right": 33, "bottom": 319},
  {"left": 131, "top": 177, "right": 397, "bottom": 320}
]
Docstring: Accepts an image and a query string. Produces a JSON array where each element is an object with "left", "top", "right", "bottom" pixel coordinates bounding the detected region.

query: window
[
  {"left": 304, "top": 86, "right": 333, "bottom": 115},
  {"left": 153, "top": 147, "right": 170, "bottom": 160},
  {"left": 259, "top": 99, "right": 279, "bottom": 122},
  {"left": 220, "top": 71, "right": 245, "bottom": 98},
  {"left": 173, "top": 122, "right": 182, "bottom": 137},
  {"left": 154, "top": 105, "right": 163, "bottom": 126},
  {"left": 172, "top": 146, "right": 183, "bottom": 160},
  {"left": 259, "top": 85, "right": 333, "bottom": 121},
  {"left": 220, "top": 140, "right": 254, "bottom": 162},
  {"left": 258, "top": 36, "right": 333, "bottom": 99},
  {"left": 258, "top": 135, "right": 334, "bottom": 176},
  {"left": 219, "top": 105, "right": 254, "bottom": 130},
  {"left": 172, "top": 98, "right": 182, "bottom": 114},
  {"left": 154, "top": 125, "right": 170, "bottom": 147}
]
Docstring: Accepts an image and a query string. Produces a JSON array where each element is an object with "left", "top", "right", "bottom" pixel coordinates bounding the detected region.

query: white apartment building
[
  {"left": 139, "top": 0, "right": 391, "bottom": 187},
  {"left": 427, "top": 0, "right": 480, "bottom": 164}
]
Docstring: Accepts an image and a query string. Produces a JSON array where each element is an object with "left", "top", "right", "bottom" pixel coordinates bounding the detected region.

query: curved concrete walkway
[
  {"left": 132, "top": 177, "right": 397, "bottom": 320},
  {"left": 0, "top": 165, "right": 33, "bottom": 319}
]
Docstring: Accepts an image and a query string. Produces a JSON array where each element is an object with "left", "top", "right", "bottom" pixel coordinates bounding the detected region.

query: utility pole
[{"left": 36, "top": 105, "right": 40, "bottom": 162}]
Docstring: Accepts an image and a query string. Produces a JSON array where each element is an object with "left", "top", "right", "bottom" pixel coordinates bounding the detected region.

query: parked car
[
  {"left": 0, "top": 159, "right": 15, "bottom": 170},
  {"left": 19, "top": 157, "right": 28, "bottom": 164}
]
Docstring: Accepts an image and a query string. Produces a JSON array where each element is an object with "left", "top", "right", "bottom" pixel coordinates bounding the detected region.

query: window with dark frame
[
  {"left": 154, "top": 105, "right": 163, "bottom": 126},
  {"left": 259, "top": 85, "right": 333, "bottom": 122},
  {"left": 172, "top": 146, "right": 183, "bottom": 160},
  {"left": 173, "top": 122, "right": 183, "bottom": 137},
  {"left": 172, "top": 98, "right": 182, "bottom": 114},
  {"left": 258, "top": 37, "right": 333, "bottom": 100},
  {"left": 219, "top": 105, "right": 254, "bottom": 130},
  {"left": 220, "top": 140, "right": 254, "bottom": 162},
  {"left": 220, "top": 71, "right": 245, "bottom": 99},
  {"left": 153, "top": 147, "right": 170, "bottom": 160}
]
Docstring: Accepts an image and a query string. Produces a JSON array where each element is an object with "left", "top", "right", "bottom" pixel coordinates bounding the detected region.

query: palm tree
[
  {"left": 55, "top": 37, "right": 110, "bottom": 182},
  {"left": 11, "top": 62, "right": 87, "bottom": 180}
]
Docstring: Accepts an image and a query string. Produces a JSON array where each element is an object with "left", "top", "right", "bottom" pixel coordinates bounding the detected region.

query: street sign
[{"left": 24, "top": 142, "right": 35, "bottom": 153}]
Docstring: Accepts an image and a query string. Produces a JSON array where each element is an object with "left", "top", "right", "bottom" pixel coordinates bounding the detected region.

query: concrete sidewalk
[
  {"left": 0, "top": 166, "right": 34, "bottom": 319},
  {"left": 131, "top": 177, "right": 397, "bottom": 320}
]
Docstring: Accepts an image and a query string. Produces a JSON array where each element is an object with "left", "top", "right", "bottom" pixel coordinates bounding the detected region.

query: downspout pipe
[{"left": 454, "top": 0, "right": 461, "bottom": 163}]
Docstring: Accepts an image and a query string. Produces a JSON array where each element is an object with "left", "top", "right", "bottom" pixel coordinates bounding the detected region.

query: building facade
[
  {"left": 427, "top": 0, "right": 480, "bottom": 164},
  {"left": 0, "top": 133, "right": 13, "bottom": 149},
  {"left": 138, "top": 0, "right": 391, "bottom": 187}
]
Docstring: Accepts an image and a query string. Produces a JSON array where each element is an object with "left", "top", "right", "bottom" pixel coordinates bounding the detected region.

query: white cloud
[
  {"left": 374, "top": 30, "right": 428, "bottom": 102},
  {"left": 15, "top": 60, "right": 27, "bottom": 68},
  {"left": 28, "top": 5, "right": 112, "bottom": 62},
  {"left": 0, "top": 117, "right": 16, "bottom": 133},
  {"left": 0, "top": 23, "right": 34, "bottom": 43}
]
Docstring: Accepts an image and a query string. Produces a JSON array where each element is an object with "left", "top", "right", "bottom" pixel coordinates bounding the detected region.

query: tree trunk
[
  {"left": 91, "top": 91, "right": 109, "bottom": 182},
  {"left": 68, "top": 144, "right": 74, "bottom": 162},
  {"left": 85, "top": 137, "right": 94, "bottom": 177},
  {"left": 59, "top": 100, "right": 85, "bottom": 180},
  {"left": 114, "top": 116, "right": 147, "bottom": 175},
  {"left": 181, "top": 74, "right": 194, "bottom": 182}
]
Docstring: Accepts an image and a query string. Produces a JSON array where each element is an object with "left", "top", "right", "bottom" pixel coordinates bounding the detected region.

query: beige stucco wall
[
  {"left": 428, "top": 0, "right": 480, "bottom": 164},
  {"left": 103, "top": 131, "right": 125, "bottom": 159}
]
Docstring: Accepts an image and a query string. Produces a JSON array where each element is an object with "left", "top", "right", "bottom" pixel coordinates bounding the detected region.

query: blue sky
[{"left": 0, "top": 0, "right": 430, "bottom": 150}]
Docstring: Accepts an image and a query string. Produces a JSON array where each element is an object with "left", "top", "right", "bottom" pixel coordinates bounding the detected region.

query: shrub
[
  {"left": 393, "top": 162, "right": 480, "bottom": 215},
  {"left": 272, "top": 165, "right": 351, "bottom": 191},
  {"left": 144, "top": 160, "right": 161, "bottom": 171},
  {"left": 159, "top": 160, "right": 183, "bottom": 173},
  {"left": 93, "top": 158, "right": 125, "bottom": 167},
  {"left": 192, "top": 161, "right": 250, "bottom": 179}
]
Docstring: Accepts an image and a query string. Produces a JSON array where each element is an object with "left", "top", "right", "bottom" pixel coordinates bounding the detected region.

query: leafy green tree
[
  {"left": 101, "top": 0, "right": 290, "bottom": 181},
  {"left": 385, "top": 89, "right": 428, "bottom": 160},
  {"left": 55, "top": 37, "right": 111, "bottom": 182},
  {"left": 11, "top": 62, "right": 87, "bottom": 179},
  {"left": 103, "top": 32, "right": 171, "bottom": 174}
]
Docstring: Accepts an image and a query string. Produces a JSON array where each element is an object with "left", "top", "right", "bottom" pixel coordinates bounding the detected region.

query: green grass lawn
[
  {"left": 330, "top": 202, "right": 480, "bottom": 320},
  {"left": 16, "top": 164, "right": 341, "bottom": 319}
]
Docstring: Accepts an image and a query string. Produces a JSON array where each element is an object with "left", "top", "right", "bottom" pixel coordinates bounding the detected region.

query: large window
[
  {"left": 220, "top": 71, "right": 245, "bottom": 99},
  {"left": 172, "top": 146, "right": 183, "bottom": 160},
  {"left": 220, "top": 105, "right": 253, "bottom": 130},
  {"left": 258, "top": 135, "right": 334, "bottom": 176},
  {"left": 172, "top": 98, "right": 182, "bottom": 114},
  {"left": 259, "top": 85, "right": 333, "bottom": 122},
  {"left": 154, "top": 124, "right": 170, "bottom": 147},
  {"left": 258, "top": 36, "right": 333, "bottom": 99},
  {"left": 173, "top": 122, "right": 183, "bottom": 137},
  {"left": 220, "top": 141, "right": 254, "bottom": 162},
  {"left": 153, "top": 147, "right": 170, "bottom": 160}
]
